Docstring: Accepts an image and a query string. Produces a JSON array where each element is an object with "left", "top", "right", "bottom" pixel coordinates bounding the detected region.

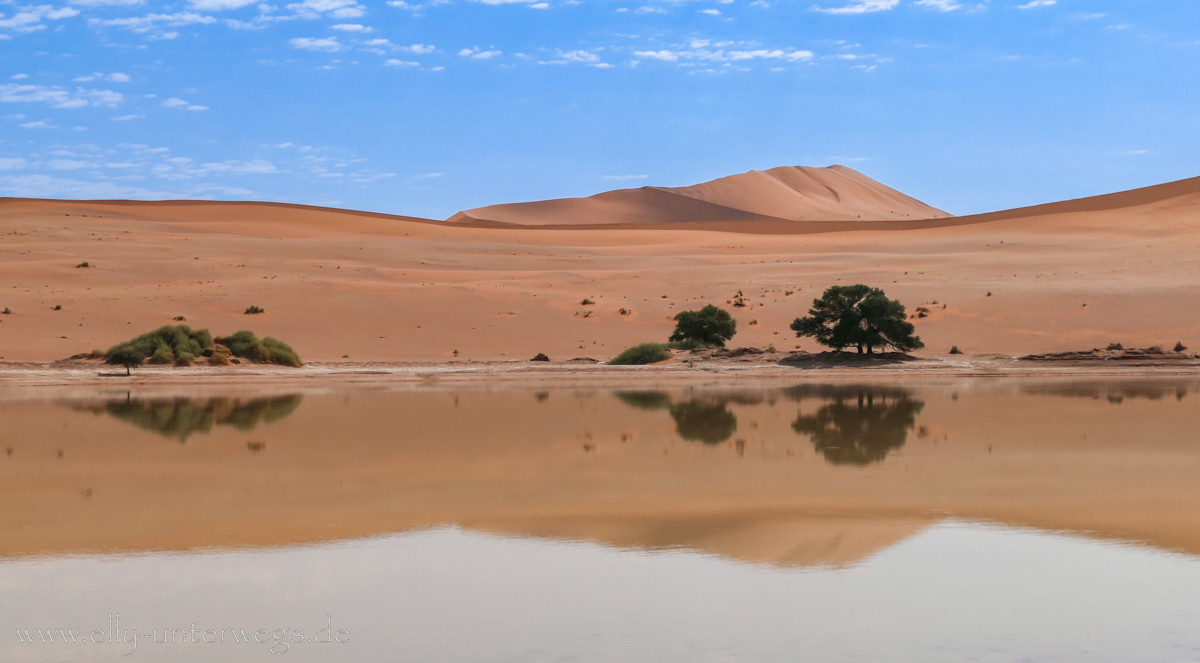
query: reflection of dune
[
  {"left": 68, "top": 394, "right": 303, "bottom": 441},
  {"left": 1020, "top": 381, "right": 1197, "bottom": 404},
  {"left": 466, "top": 514, "right": 933, "bottom": 569}
]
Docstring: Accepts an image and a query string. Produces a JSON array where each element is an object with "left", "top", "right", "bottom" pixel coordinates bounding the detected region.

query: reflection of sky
[{"left": 1, "top": 522, "right": 1198, "bottom": 662}]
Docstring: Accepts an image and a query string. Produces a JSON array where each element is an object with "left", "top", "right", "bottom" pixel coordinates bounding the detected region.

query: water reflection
[
  {"left": 615, "top": 391, "right": 743, "bottom": 444},
  {"left": 1021, "top": 381, "right": 1198, "bottom": 404},
  {"left": 785, "top": 386, "right": 923, "bottom": 466},
  {"left": 70, "top": 394, "right": 303, "bottom": 442}
]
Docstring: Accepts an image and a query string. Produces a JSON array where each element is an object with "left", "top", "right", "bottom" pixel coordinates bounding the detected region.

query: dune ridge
[{"left": 447, "top": 165, "right": 952, "bottom": 226}]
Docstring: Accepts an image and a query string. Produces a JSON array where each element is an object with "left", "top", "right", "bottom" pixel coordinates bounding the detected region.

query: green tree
[
  {"left": 791, "top": 284, "right": 923, "bottom": 354},
  {"left": 669, "top": 304, "right": 737, "bottom": 348},
  {"left": 106, "top": 346, "right": 146, "bottom": 375}
]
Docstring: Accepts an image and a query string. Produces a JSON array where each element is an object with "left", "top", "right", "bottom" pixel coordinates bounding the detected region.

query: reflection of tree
[
  {"left": 1021, "top": 382, "right": 1195, "bottom": 404},
  {"left": 614, "top": 390, "right": 740, "bottom": 444},
  {"left": 789, "top": 387, "right": 923, "bottom": 466},
  {"left": 669, "top": 401, "right": 737, "bottom": 445},
  {"left": 614, "top": 391, "right": 672, "bottom": 411},
  {"left": 76, "top": 394, "right": 303, "bottom": 442}
]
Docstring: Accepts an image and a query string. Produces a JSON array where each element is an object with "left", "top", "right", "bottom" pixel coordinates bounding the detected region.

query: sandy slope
[
  {"left": 2, "top": 172, "right": 1200, "bottom": 362},
  {"left": 448, "top": 165, "right": 951, "bottom": 226}
]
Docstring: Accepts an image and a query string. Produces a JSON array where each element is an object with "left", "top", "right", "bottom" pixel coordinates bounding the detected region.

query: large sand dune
[
  {"left": 2, "top": 169, "right": 1200, "bottom": 362},
  {"left": 447, "top": 165, "right": 952, "bottom": 226}
]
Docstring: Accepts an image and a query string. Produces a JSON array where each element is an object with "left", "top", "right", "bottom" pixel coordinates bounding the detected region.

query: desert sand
[{"left": 2, "top": 166, "right": 1200, "bottom": 363}]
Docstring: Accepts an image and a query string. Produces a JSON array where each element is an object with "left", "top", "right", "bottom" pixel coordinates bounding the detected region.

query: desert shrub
[
  {"left": 88, "top": 348, "right": 106, "bottom": 359},
  {"left": 767, "top": 344, "right": 777, "bottom": 353},
  {"left": 76, "top": 262, "right": 90, "bottom": 268},
  {"left": 215, "top": 330, "right": 303, "bottom": 367},
  {"left": 1107, "top": 342, "right": 1124, "bottom": 351},
  {"left": 174, "top": 353, "right": 195, "bottom": 367},
  {"left": 148, "top": 347, "right": 176, "bottom": 364},
  {"left": 244, "top": 305, "right": 265, "bottom": 315},
  {"left": 580, "top": 298, "right": 595, "bottom": 306},
  {"left": 105, "top": 325, "right": 214, "bottom": 372},
  {"left": 609, "top": 343, "right": 671, "bottom": 365},
  {"left": 53, "top": 305, "right": 62, "bottom": 311},
  {"left": 670, "top": 305, "right": 737, "bottom": 348},
  {"left": 173, "top": 316, "right": 186, "bottom": 321},
  {"left": 1175, "top": 341, "right": 1188, "bottom": 353},
  {"left": 1, "top": 308, "right": 9, "bottom": 315},
  {"left": 792, "top": 285, "right": 923, "bottom": 354},
  {"left": 207, "top": 353, "right": 231, "bottom": 366},
  {"left": 949, "top": 346, "right": 963, "bottom": 355}
]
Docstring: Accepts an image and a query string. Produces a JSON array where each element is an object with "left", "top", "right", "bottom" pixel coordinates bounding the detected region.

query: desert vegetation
[
  {"left": 100, "top": 324, "right": 302, "bottom": 373},
  {"left": 670, "top": 304, "right": 737, "bottom": 348},
  {"left": 609, "top": 342, "right": 671, "bottom": 365},
  {"left": 791, "top": 285, "right": 923, "bottom": 354}
]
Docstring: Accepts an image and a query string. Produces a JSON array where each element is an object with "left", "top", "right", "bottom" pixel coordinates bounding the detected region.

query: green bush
[
  {"left": 666, "top": 338, "right": 709, "bottom": 351},
  {"left": 215, "top": 330, "right": 303, "bottom": 367},
  {"left": 609, "top": 342, "right": 671, "bottom": 365},
  {"left": 669, "top": 305, "right": 737, "bottom": 348},
  {"left": 105, "top": 325, "right": 214, "bottom": 373},
  {"left": 1106, "top": 342, "right": 1124, "bottom": 351}
]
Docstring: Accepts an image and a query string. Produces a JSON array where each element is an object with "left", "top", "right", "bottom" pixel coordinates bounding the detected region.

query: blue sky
[{"left": 2, "top": 0, "right": 1198, "bottom": 218}]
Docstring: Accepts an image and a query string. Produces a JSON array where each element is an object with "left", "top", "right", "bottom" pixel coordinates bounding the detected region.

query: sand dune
[
  {"left": 2, "top": 170, "right": 1200, "bottom": 362},
  {"left": 448, "top": 165, "right": 952, "bottom": 226}
]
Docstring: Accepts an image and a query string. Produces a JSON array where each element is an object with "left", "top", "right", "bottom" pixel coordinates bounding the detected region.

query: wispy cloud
[
  {"left": 459, "top": 47, "right": 502, "bottom": 59},
  {"left": 1017, "top": 0, "right": 1055, "bottom": 8},
  {"left": 87, "top": 12, "right": 217, "bottom": 34},
  {"left": 290, "top": 36, "right": 341, "bottom": 51},
  {"left": 914, "top": 0, "right": 961, "bottom": 11},
  {"left": 813, "top": 0, "right": 899, "bottom": 15},
  {"left": 0, "top": 5, "right": 79, "bottom": 33},
  {"left": 0, "top": 83, "right": 124, "bottom": 108},
  {"left": 602, "top": 174, "right": 648, "bottom": 181},
  {"left": 162, "top": 97, "right": 208, "bottom": 110}
]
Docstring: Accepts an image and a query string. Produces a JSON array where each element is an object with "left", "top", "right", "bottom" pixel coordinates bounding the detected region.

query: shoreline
[{"left": 4, "top": 355, "right": 1200, "bottom": 392}]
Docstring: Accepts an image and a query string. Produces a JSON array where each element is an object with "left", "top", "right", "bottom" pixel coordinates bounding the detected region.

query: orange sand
[{"left": 2, "top": 169, "right": 1200, "bottom": 362}]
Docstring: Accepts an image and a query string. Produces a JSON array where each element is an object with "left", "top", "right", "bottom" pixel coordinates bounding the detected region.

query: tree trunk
[{"left": 126, "top": 365, "right": 130, "bottom": 376}]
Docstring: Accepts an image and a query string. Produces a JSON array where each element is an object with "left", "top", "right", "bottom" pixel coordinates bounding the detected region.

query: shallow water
[{"left": 3, "top": 379, "right": 1200, "bottom": 661}]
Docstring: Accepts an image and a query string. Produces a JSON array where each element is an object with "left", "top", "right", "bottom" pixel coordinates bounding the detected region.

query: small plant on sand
[
  {"left": 670, "top": 305, "right": 737, "bottom": 348},
  {"left": 215, "top": 330, "right": 303, "bottom": 367},
  {"left": 618, "top": 308, "right": 631, "bottom": 316},
  {"left": 76, "top": 262, "right": 91, "bottom": 269},
  {"left": 244, "top": 305, "right": 265, "bottom": 315},
  {"left": 173, "top": 316, "right": 186, "bottom": 321},
  {"left": 174, "top": 353, "right": 195, "bottom": 367},
  {"left": 609, "top": 342, "right": 671, "bottom": 366},
  {"left": 1175, "top": 341, "right": 1188, "bottom": 353},
  {"left": 1, "top": 308, "right": 10, "bottom": 315},
  {"left": 580, "top": 298, "right": 595, "bottom": 306},
  {"left": 1107, "top": 342, "right": 1124, "bottom": 351},
  {"left": 207, "top": 352, "right": 231, "bottom": 366},
  {"left": 950, "top": 346, "right": 963, "bottom": 355},
  {"left": 792, "top": 284, "right": 923, "bottom": 354},
  {"left": 52, "top": 305, "right": 62, "bottom": 311},
  {"left": 767, "top": 344, "right": 777, "bottom": 353}
]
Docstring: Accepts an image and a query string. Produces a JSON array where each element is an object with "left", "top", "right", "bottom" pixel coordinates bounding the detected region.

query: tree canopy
[
  {"left": 669, "top": 304, "right": 737, "bottom": 348},
  {"left": 790, "top": 284, "right": 923, "bottom": 354}
]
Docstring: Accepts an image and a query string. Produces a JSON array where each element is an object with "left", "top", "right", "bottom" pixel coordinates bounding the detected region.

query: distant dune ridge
[
  {"left": 447, "top": 165, "right": 953, "bottom": 226},
  {"left": 3, "top": 167, "right": 1200, "bottom": 362}
]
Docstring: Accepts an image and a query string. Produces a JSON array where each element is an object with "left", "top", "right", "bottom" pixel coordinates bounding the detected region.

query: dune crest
[{"left": 448, "top": 165, "right": 952, "bottom": 226}]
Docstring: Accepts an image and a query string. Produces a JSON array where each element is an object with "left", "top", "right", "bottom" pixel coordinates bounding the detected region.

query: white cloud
[
  {"left": 162, "top": 97, "right": 189, "bottom": 108},
  {"left": 112, "top": 114, "right": 143, "bottom": 120},
  {"left": 634, "top": 46, "right": 814, "bottom": 64},
  {"left": 409, "top": 43, "right": 435, "bottom": 53},
  {"left": 0, "top": 158, "right": 27, "bottom": 170},
  {"left": 0, "top": 5, "right": 79, "bottom": 33},
  {"left": 384, "top": 59, "right": 418, "bottom": 66},
  {"left": 290, "top": 36, "right": 340, "bottom": 51},
  {"left": 331, "top": 23, "right": 369, "bottom": 30},
  {"left": 602, "top": 174, "right": 648, "bottom": 181},
  {"left": 74, "top": 72, "right": 132, "bottom": 82},
  {"left": 0, "top": 174, "right": 186, "bottom": 199},
  {"left": 529, "top": 2, "right": 548, "bottom": 7},
  {"left": 813, "top": 0, "right": 899, "bottom": 14},
  {"left": 0, "top": 83, "right": 123, "bottom": 108},
  {"left": 914, "top": 0, "right": 960, "bottom": 10},
  {"left": 189, "top": 0, "right": 256, "bottom": 8},
  {"left": 286, "top": 0, "right": 365, "bottom": 18},
  {"left": 459, "top": 47, "right": 501, "bottom": 59},
  {"left": 11, "top": 74, "right": 29, "bottom": 80},
  {"left": 20, "top": 120, "right": 56, "bottom": 128},
  {"left": 635, "top": 5, "right": 667, "bottom": 13},
  {"left": 65, "top": 0, "right": 143, "bottom": 6},
  {"left": 88, "top": 12, "right": 217, "bottom": 33},
  {"left": 415, "top": 172, "right": 442, "bottom": 178},
  {"left": 48, "top": 159, "right": 91, "bottom": 170},
  {"left": 699, "top": 8, "right": 720, "bottom": 14},
  {"left": 466, "top": 0, "right": 541, "bottom": 4},
  {"left": 1017, "top": 0, "right": 1054, "bottom": 7}
]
